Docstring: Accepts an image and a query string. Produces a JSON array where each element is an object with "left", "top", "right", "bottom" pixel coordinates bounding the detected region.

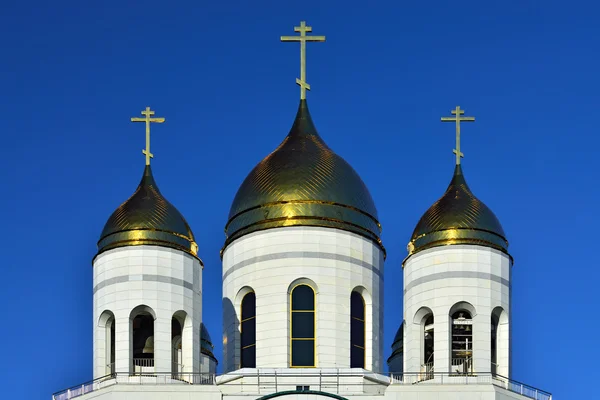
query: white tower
[
  {"left": 92, "top": 108, "right": 204, "bottom": 378},
  {"left": 221, "top": 99, "right": 385, "bottom": 372},
  {"left": 401, "top": 107, "right": 511, "bottom": 378},
  {"left": 220, "top": 21, "right": 384, "bottom": 372}
]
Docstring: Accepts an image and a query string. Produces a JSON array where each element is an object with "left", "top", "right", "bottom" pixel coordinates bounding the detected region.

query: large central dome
[{"left": 224, "top": 100, "right": 383, "bottom": 252}]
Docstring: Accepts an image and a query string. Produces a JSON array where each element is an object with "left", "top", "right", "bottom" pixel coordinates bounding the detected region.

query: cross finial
[
  {"left": 281, "top": 21, "right": 326, "bottom": 99},
  {"left": 441, "top": 106, "right": 475, "bottom": 165},
  {"left": 131, "top": 106, "right": 165, "bottom": 165}
]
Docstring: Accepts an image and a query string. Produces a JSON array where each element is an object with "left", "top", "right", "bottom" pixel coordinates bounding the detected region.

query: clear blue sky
[{"left": 0, "top": 1, "right": 595, "bottom": 398}]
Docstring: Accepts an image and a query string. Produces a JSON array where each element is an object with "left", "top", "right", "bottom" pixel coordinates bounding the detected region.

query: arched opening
[
  {"left": 491, "top": 313, "right": 498, "bottom": 375},
  {"left": 98, "top": 311, "right": 115, "bottom": 375},
  {"left": 172, "top": 311, "right": 186, "bottom": 376},
  {"left": 423, "top": 314, "right": 434, "bottom": 377},
  {"left": 240, "top": 292, "right": 256, "bottom": 368},
  {"left": 451, "top": 310, "right": 473, "bottom": 374},
  {"left": 492, "top": 306, "right": 509, "bottom": 377},
  {"left": 413, "top": 307, "right": 434, "bottom": 379},
  {"left": 130, "top": 305, "right": 156, "bottom": 374},
  {"left": 350, "top": 291, "right": 365, "bottom": 368},
  {"left": 290, "top": 284, "right": 315, "bottom": 367}
]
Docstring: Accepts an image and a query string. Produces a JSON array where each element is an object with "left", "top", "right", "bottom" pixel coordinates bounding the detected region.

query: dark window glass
[
  {"left": 241, "top": 345, "right": 256, "bottom": 368},
  {"left": 291, "top": 285, "right": 314, "bottom": 310},
  {"left": 351, "top": 345, "right": 365, "bottom": 368},
  {"left": 291, "top": 340, "right": 315, "bottom": 366},
  {"left": 291, "top": 285, "right": 315, "bottom": 367},
  {"left": 240, "top": 292, "right": 256, "bottom": 368},
  {"left": 241, "top": 292, "right": 256, "bottom": 320},
  {"left": 351, "top": 292, "right": 365, "bottom": 320},
  {"left": 351, "top": 318, "right": 365, "bottom": 345},
  {"left": 292, "top": 312, "right": 314, "bottom": 338},
  {"left": 350, "top": 291, "right": 365, "bottom": 368},
  {"left": 241, "top": 318, "right": 256, "bottom": 348}
]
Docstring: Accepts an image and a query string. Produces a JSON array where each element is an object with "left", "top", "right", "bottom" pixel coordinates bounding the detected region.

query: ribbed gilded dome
[
  {"left": 200, "top": 323, "right": 217, "bottom": 362},
  {"left": 406, "top": 165, "right": 508, "bottom": 260},
  {"left": 224, "top": 100, "right": 383, "bottom": 252},
  {"left": 97, "top": 165, "right": 199, "bottom": 260}
]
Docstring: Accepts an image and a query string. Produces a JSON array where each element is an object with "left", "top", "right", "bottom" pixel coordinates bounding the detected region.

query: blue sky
[{"left": 0, "top": 1, "right": 596, "bottom": 398}]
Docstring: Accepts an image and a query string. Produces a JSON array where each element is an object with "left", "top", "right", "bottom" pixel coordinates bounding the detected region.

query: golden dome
[
  {"left": 406, "top": 165, "right": 508, "bottom": 261},
  {"left": 224, "top": 100, "right": 383, "bottom": 253},
  {"left": 97, "top": 165, "right": 199, "bottom": 261}
]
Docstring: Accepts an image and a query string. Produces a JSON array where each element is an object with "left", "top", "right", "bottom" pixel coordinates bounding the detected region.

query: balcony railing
[
  {"left": 451, "top": 357, "right": 473, "bottom": 375},
  {"left": 133, "top": 358, "right": 154, "bottom": 374},
  {"left": 53, "top": 370, "right": 550, "bottom": 400},
  {"left": 421, "top": 362, "right": 434, "bottom": 381},
  {"left": 389, "top": 372, "right": 551, "bottom": 400}
]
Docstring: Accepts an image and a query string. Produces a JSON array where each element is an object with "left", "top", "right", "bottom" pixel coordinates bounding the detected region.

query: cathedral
[{"left": 53, "top": 21, "right": 551, "bottom": 400}]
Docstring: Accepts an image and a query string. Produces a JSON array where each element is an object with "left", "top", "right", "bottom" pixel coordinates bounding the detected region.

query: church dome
[
  {"left": 224, "top": 100, "right": 383, "bottom": 252},
  {"left": 200, "top": 323, "right": 217, "bottom": 362},
  {"left": 97, "top": 165, "right": 199, "bottom": 260},
  {"left": 406, "top": 165, "right": 508, "bottom": 260}
]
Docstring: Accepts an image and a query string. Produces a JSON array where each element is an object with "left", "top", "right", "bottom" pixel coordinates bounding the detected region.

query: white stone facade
[
  {"left": 221, "top": 226, "right": 384, "bottom": 372},
  {"left": 403, "top": 245, "right": 511, "bottom": 377},
  {"left": 92, "top": 245, "right": 203, "bottom": 377},
  {"left": 55, "top": 371, "right": 542, "bottom": 400}
]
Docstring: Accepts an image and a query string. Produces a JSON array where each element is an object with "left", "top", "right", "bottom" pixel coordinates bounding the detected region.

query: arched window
[
  {"left": 130, "top": 305, "right": 156, "bottom": 374},
  {"left": 290, "top": 284, "right": 315, "bottom": 367},
  {"left": 423, "top": 314, "right": 434, "bottom": 374},
  {"left": 350, "top": 291, "right": 365, "bottom": 368},
  {"left": 98, "top": 311, "right": 115, "bottom": 375},
  {"left": 451, "top": 311, "right": 473, "bottom": 374},
  {"left": 491, "top": 313, "right": 498, "bottom": 376},
  {"left": 172, "top": 311, "right": 186, "bottom": 376},
  {"left": 240, "top": 292, "right": 256, "bottom": 368}
]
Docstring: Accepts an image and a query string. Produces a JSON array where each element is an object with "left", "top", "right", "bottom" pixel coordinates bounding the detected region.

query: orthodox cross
[
  {"left": 131, "top": 107, "right": 165, "bottom": 165},
  {"left": 281, "top": 21, "right": 326, "bottom": 99},
  {"left": 441, "top": 106, "right": 475, "bottom": 165}
]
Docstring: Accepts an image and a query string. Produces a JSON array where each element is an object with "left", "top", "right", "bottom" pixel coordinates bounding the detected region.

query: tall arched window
[
  {"left": 240, "top": 292, "right": 256, "bottom": 368},
  {"left": 350, "top": 291, "right": 365, "bottom": 368},
  {"left": 423, "top": 314, "right": 434, "bottom": 373},
  {"left": 98, "top": 311, "right": 115, "bottom": 375},
  {"left": 290, "top": 284, "right": 315, "bottom": 367},
  {"left": 130, "top": 305, "right": 156, "bottom": 374},
  {"left": 451, "top": 311, "right": 473, "bottom": 374}
]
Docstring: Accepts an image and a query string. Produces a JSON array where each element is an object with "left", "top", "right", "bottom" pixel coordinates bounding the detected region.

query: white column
[
  {"left": 153, "top": 316, "right": 171, "bottom": 373},
  {"left": 181, "top": 315, "right": 196, "bottom": 372},
  {"left": 434, "top": 312, "right": 450, "bottom": 374},
  {"left": 114, "top": 315, "right": 130, "bottom": 373},
  {"left": 473, "top": 311, "right": 491, "bottom": 373}
]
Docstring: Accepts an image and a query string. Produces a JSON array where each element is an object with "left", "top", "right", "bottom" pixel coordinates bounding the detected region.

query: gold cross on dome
[
  {"left": 441, "top": 106, "right": 475, "bottom": 165},
  {"left": 131, "top": 107, "right": 165, "bottom": 165},
  {"left": 281, "top": 21, "right": 326, "bottom": 99}
]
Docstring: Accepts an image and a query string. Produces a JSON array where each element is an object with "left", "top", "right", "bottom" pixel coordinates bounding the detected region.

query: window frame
[
  {"left": 350, "top": 291, "right": 366, "bottom": 368},
  {"left": 290, "top": 284, "right": 316, "bottom": 368},
  {"left": 240, "top": 291, "right": 256, "bottom": 368}
]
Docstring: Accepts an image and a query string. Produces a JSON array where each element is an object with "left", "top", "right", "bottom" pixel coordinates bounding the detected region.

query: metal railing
[
  {"left": 389, "top": 372, "right": 551, "bottom": 400},
  {"left": 53, "top": 370, "right": 550, "bottom": 400},
  {"left": 421, "top": 362, "right": 434, "bottom": 381},
  {"left": 52, "top": 372, "right": 216, "bottom": 400},
  {"left": 451, "top": 357, "right": 473, "bottom": 375}
]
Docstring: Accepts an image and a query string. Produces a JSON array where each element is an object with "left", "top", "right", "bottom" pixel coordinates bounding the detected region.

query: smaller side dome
[
  {"left": 407, "top": 165, "right": 508, "bottom": 260},
  {"left": 200, "top": 323, "right": 217, "bottom": 363},
  {"left": 387, "top": 322, "right": 403, "bottom": 367},
  {"left": 97, "top": 165, "right": 199, "bottom": 260}
]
